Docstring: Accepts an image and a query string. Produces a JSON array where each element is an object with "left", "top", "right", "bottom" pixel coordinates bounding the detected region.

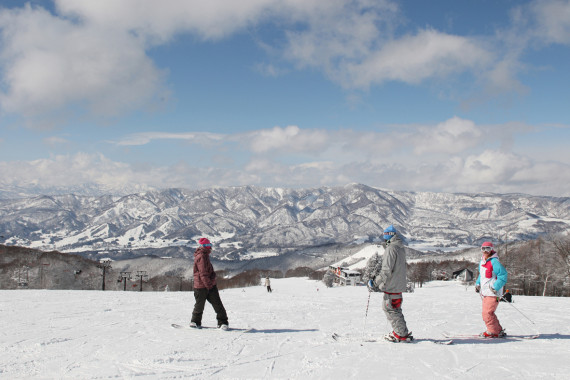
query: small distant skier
[
  {"left": 475, "top": 241, "right": 508, "bottom": 338},
  {"left": 190, "top": 238, "right": 229, "bottom": 330},
  {"left": 265, "top": 277, "right": 272, "bottom": 293},
  {"left": 501, "top": 289, "right": 513, "bottom": 303},
  {"left": 367, "top": 225, "right": 413, "bottom": 343}
]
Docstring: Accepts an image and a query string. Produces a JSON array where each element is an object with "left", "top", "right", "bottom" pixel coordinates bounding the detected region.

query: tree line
[
  {"left": 4, "top": 233, "right": 569, "bottom": 295},
  {"left": 148, "top": 267, "right": 326, "bottom": 291},
  {"left": 500, "top": 235, "right": 570, "bottom": 297}
]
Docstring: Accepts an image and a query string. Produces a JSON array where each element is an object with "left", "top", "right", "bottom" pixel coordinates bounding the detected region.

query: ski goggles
[
  {"left": 481, "top": 246, "right": 493, "bottom": 252},
  {"left": 201, "top": 243, "right": 212, "bottom": 247}
]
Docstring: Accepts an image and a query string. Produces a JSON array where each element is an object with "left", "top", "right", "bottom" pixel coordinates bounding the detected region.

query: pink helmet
[
  {"left": 198, "top": 237, "right": 211, "bottom": 247},
  {"left": 481, "top": 241, "right": 495, "bottom": 253}
]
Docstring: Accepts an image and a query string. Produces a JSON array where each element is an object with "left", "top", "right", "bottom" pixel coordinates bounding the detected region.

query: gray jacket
[{"left": 374, "top": 234, "right": 407, "bottom": 293}]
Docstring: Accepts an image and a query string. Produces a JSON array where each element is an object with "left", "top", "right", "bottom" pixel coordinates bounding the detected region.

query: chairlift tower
[
  {"left": 135, "top": 271, "right": 149, "bottom": 292},
  {"left": 118, "top": 271, "right": 132, "bottom": 291},
  {"left": 98, "top": 259, "right": 113, "bottom": 291}
]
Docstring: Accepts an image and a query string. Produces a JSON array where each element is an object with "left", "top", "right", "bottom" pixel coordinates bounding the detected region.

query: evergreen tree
[
  {"left": 362, "top": 252, "right": 382, "bottom": 281},
  {"left": 322, "top": 270, "right": 334, "bottom": 287}
]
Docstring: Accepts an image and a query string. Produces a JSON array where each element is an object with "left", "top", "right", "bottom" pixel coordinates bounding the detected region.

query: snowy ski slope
[{"left": 1, "top": 279, "right": 569, "bottom": 379}]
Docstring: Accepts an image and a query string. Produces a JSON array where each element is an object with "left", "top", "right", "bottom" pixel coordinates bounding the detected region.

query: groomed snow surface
[{"left": 1, "top": 279, "right": 569, "bottom": 379}]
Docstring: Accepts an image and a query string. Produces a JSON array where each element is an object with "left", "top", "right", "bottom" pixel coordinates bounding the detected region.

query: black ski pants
[{"left": 191, "top": 285, "right": 228, "bottom": 326}]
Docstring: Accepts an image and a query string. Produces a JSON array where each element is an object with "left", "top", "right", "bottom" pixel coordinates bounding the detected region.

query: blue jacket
[{"left": 475, "top": 254, "right": 507, "bottom": 297}]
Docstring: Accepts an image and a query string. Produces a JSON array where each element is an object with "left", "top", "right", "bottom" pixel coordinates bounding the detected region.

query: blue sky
[{"left": 1, "top": 0, "right": 569, "bottom": 196}]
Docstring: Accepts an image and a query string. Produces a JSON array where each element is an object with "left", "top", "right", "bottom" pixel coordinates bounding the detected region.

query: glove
[
  {"left": 475, "top": 285, "right": 480, "bottom": 293},
  {"left": 367, "top": 280, "right": 378, "bottom": 293},
  {"left": 491, "top": 287, "right": 498, "bottom": 295}
]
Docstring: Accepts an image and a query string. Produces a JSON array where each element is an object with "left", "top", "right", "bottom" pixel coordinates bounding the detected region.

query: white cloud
[
  {"left": 482, "top": 57, "right": 529, "bottom": 97},
  {"left": 272, "top": 2, "right": 500, "bottom": 92},
  {"left": 112, "top": 125, "right": 331, "bottom": 155},
  {"left": 2, "top": 0, "right": 565, "bottom": 126},
  {"left": 245, "top": 125, "right": 329, "bottom": 154},
  {"left": 1, "top": 143, "right": 568, "bottom": 197},
  {"left": 455, "top": 151, "right": 570, "bottom": 196},
  {"left": 0, "top": 153, "right": 136, "bottom": 189},
  {"left": 0, "top": 5, "right": 167, "bottom": 127},
  {"left": 410, "top": 117, "right": 483, "bottom": 155},
  {"left": 111, "top": 132, "right": 226, "bottom": 146},
  {"left": 244, "top": 158, "right": 277, "bottom": 173},
  {"left": 478, "top": 0, "right": 570, "bottom": 101},
  {"left": 460, "top": 150, "right": 531, "bottom": 186},
  {"left": 55, "top": 0, "right": 275, "bottom": 42},
  {"left": 279, "top": 0, "right": 567, "bottom": 97},
  {"left": 294, "top": 161, "right": 336, "bottom": 170},
  {"left": 529, "top": 0, "right": 570, "bottom": 45},
  {"left": 3, "top": 117, "right": 567, "bottom": 196},
  {"left": 326, "top": 151, "right": 570, "bottom": 196},
  {"left": 343, "top": 30, "right": 492, "bottom": 88},
  {"left": 110, "top": 117, "right": 531, "bottom": 162},
  {"left": 43, "top": 136, "right": 71, "bottom": 147},
  {"left": 279, "top": 0, "right": 399, "bottom": 68}
]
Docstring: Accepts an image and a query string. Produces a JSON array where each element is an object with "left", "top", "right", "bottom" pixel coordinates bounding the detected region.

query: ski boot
[
  {"left": 384, "top": 331, "right": 414, "bottom": 343},
  {"left": 189, "top": 322, "right": 202, "bottom": 329},
  {"left": 479, "top": 331, "right": 499, "bottom": 338}
]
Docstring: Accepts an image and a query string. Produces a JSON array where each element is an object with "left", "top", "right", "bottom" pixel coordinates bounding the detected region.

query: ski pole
[
  {"left": 499, "top": 293, "right": 535, "bottom": 325},
  {"left": 363, "top": 291, "right": 371, "bottom": 331}
]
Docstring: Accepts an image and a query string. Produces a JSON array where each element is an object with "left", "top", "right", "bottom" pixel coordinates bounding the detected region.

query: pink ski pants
[{"left": 482, "top": 296, "right": 502, "bottom": 334}]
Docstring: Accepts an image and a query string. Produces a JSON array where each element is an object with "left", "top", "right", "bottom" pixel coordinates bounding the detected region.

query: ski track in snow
[{"left": 1, "top": 279, "right": 570, "bottom": 379}]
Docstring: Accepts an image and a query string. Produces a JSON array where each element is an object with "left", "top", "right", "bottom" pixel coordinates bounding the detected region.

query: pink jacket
[{"left": 193, "top": 247, "right": 217, "bottom": 289}]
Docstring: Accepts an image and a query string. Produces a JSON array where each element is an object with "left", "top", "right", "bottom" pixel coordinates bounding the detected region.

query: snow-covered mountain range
[{"left": 1, "top": 184, "right": 569, "bottom": 264}]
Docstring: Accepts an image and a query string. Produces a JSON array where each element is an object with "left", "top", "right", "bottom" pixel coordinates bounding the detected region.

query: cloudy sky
[{"left": 1, "top": 0, "right": 569, "bottom": 197}]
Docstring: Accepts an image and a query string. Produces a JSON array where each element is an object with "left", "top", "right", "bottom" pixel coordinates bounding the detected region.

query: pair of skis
[
  {"left": 331, "top": 332, "right": 539, "bottom": 344},
  {"left": 442, "top": 332, "right": 539, "bottom": 341},
  {"left": 331, "top": 332, "right": 453, "bottom": 345}
]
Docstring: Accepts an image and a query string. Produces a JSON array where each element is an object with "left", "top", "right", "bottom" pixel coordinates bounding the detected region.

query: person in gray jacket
[{"left": 367, "top": 225, "right": 413, "bottom": 342}]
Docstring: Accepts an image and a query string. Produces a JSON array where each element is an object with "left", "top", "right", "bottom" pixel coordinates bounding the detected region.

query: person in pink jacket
[
  {"left": 190, "top": 238, "right": 229, "bottom": 330},
  {"left": 475, "top": 241, "right": 508, "bottom": 338}
]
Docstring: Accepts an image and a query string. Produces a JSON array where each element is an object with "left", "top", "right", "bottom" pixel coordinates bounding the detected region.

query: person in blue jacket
[{"left": 475, "top": 241, "right": 508, "bottom": 338}]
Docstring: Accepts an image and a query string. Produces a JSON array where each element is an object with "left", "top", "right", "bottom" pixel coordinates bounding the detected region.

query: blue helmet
[{"left": 383, "top": 225, "right": 397, "bottom": 241}]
